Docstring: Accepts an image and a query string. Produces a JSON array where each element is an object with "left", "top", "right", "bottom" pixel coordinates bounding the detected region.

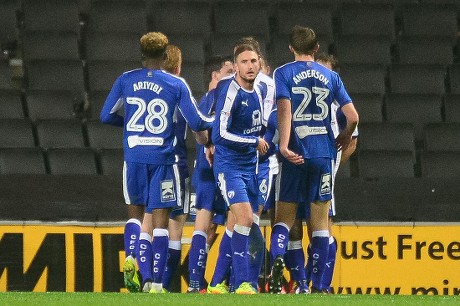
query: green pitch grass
[{"left": 0, "top": 292, "right": 459, "bottom": 306}]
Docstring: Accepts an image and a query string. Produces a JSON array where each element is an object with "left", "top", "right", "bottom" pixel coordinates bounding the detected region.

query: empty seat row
[
  {"left": 0, "top": 147, "right": 122, "bottom": 175},
  {"left": 0, "top": 119, "right": 122, "bottom": 149}
]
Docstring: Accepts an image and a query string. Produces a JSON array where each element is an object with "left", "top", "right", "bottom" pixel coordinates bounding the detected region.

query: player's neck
[
  {"left": 236, "top": 74, "right": 254, "bottom": 91},
  {"left": 295, "top": 54, "right": 315, "bottom": 62},
  {"left": 144, "top": 58, "right": 163, "bottom": 70}
]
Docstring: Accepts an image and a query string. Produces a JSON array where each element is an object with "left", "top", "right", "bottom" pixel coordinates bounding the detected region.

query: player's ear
[{"left": 289, "top": 45, "right": 294, "bottom": 54}]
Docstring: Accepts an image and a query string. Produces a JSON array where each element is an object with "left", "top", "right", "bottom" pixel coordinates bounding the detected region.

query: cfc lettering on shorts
[
  {"left": 320, "top": 173, "right": 331, "bottom": 195},
  {"left": 161, "top": 180, "right": 176, "bottom": 202}
]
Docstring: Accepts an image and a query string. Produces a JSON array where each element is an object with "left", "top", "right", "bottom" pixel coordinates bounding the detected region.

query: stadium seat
[
  {"left": 22, "top": 0, "right": 80, "bottom": 34},
  {"left": 86, "top": 60, "right": 140, "bottom": 92},
  {"left": 47, "top": 148, "right": 98, "bottom": 175},
  {"left": 86, "top": 120, "right": 123, "bottom": 149},
  {"left": 385, "top": 94, "right": 443, "bottom": 142},
  {"left": 168, "top": 34, "right": 207, "bottom": 65},
  {"left": 423, "top": 123, "right": 460, "bottom": 151},
  {"left": 273, "top": 2, "right": 334, "bottom": 42},
  {"left": 21, "top": 31, "right": 80, "bottom": 62},
  {"left": 358, "top": 122, "right": 416, "bottom": 158},
  {"left": 0, "top": 60, "right": 14, "bottom": 90},
  {"left": 25, "top": 59, "right": 85, "bottom": 92},
  {"left": 180, "top": 63, "right": 206, "bottom": 96},
  {"left": 87, "top": 90, "right": 110, "bottom": 119},
  {"left": 214, "top": 1, "right": 270, "bottom": 40},
  {"left": 338, "top": 3, "right": 396, "bottom": 40},
  {"left": 444, "top": 94, "right": 460, "bottom": 123},
  {"left": 395, "top": 36, "right": 453, "bottom": 66},
  {"left": 98, "top": 148, "right": 123, "bottom": 176},
  {"left": 339, "top": 64, "right": 387, "bottom": 95},
  {"left": 25, "top": 90, "right": 81, "bottom": 121},
  {"left": 358, "top": 150, "right": 414, "bottom": 178},
  {"left": 420, "top": 151, "right": 460, "bottom": 178},
  {"left": 85, "top": 0, "right": 147, "bottom": 34},
  {"left": 389, "top": 64, "right": 446, "bottom": 95},
  {"left": 151, "top": 1, "right": 212, "bottom": 37},
  {"left": 448, "top": 64, "right": 460, "bottom": 94},
  {"left": 335, "top": 35, "right": 392, "bottom": 66},
  {"left": 0, "top": 118, "right": 36, "bottom": 148},
  {"left": 0, "top": 90, "right": 24, "bottom": 119},
  {"left": 399, "top": 3, "right": 458, "bottom": 41},
  {"left": 0, "top": 0, "right": 19, "bottom": 56},
  {"left": 0, "top": 148, "right": 46, "bottom": 174},
  {"left": 35, "top": 119, "right": 87, "bottom": 149},
  {"left": 349, "top": 93, "right": 383, "bottom": 123},
  {"left": 84, "top": 32, "right": 140, "bottom": 62}
]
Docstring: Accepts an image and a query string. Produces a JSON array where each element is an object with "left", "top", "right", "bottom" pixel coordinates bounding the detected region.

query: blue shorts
[
  {"left": 277, "top": 157, "right": 333, "bottom": 217},
  {"left": 257, "top": 160, "right": 276, "bottom": 211},
  {"left": 123, "top": 162, "right": 182, "bottom": 214},
  {"left": 192, "top": 167, "right": 227, "bottom": 216},
  {"left": 214, "top": 169, "right": 259, "bottom": 213},
  {"left": 170, "top": 165, "right": 190, "bottom": 218}
]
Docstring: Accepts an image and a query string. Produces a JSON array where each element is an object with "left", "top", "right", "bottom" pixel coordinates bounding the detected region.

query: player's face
[
  {"left": 217, "top": 61, "right": 234, "bottom": 81},
  {"left": 235, "top": 50, "right": 260, "bottom": 84}
]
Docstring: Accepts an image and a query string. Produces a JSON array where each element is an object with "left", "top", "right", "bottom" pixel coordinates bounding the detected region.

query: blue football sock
[
  {"left": 231, "top": 224, "right": 251, "bottom": 289},
  {"left": 124, "top": 218, "right": 141, "bottom": 258},
  {"left": 189, "top": 231, "right": 207, "bottom": 289},
  {"left": 248, "top": 223, "right": 264, "bottom": 289},
  {"left": 285, "top": 240, "right": 306, "bottom": 282},
  {"left": 210, "top": 229, "right": 232, "bottom": 287},
  {"left": 270, "top": 223, "right": 290, "bottom": 263},
  {"left": 321, "top": 236, "right": 337, "bottom": 291},
  {"left": 162, "top": 240, "right": 181, "bottom": 290},
  {"left": 137, "top": 233, "right": 153, "bottom": 284},
  {"left": 152, "top": 228, "right": 169, "bottom": 284},
  {"left": 310, "top": 230, "right": 329, "bottom": 291},
  {"left": 305, "top": 244, "right": 312, "bottom": 285}
]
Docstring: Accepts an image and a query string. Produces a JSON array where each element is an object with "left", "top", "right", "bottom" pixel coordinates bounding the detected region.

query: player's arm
[
  {"left": 178, "top": 82, "right": 214, "bottom": 132},
  {"left": 335, "top": 102, "right": 359, "bottom": 152},
  {"left": 277, "top": 98, "right": 303, "bottom": 165},
  {"left": 100, "top": 77, "right": 124, "bottom": 127},
  {"left": 340, "top": 137, "right": 357, "bottom": 165}
]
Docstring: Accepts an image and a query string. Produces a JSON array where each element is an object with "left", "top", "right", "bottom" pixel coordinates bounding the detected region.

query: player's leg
[
  {"left": 123, "top": 162, "right": 147, "bottom": 292},
  {"left": 268, "top": 161, "right": 302, "bottom": 293},
  {"left": 285, "top": 217, "right": 309, "bottom": 294},
  {"left": 321, "top": 217, "right": 337, "bottom": 292},
  {"left": 163, "top": 212, "right": 186, "bottom": 292},
  {"left": 307, "top": 158, "right": 333, "bottom": 293}
]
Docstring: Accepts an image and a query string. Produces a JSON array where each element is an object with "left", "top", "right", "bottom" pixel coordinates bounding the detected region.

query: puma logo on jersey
[{"left": 241, "top": 100, "right": 248, "bottom": 106}]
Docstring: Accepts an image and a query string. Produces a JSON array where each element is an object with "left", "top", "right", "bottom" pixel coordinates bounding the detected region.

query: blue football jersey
[
  {"left": 174, "top": 110, "right": 188, "bottom": 170},
  {"left": 194, "top": 89, "right": 216, "bottom": 171},
  {"left": 100, "top": 68, "right": 213, "bottom": 165},
  {"left": 274, "top": 61, "right": 352, "bottom": 159},
  {"left": 212, "top": 77, "right": 264, "bottom": 173}
]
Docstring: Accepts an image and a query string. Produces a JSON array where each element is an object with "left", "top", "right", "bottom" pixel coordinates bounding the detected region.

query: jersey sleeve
[
  {"left": 274, "top": 67, "right": 291, "bottom": 102},
  {"left": 100, "top": 75, "right": 124, "bottom": 127},
  {"left": 177, "top": 80, "right": 214, "bottom": 132}
]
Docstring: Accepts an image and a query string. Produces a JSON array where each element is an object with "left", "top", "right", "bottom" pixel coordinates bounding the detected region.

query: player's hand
[
  {"left": 206, "top": 145, "right": 215, "bottom": 167},
  {"left": 279, "top": 146, "right": 304, "bottom": 165},
  {"left": 257, "top": 138, "right": 269, "bottom": 155},
  {"left": 335, "top": 131, "right": 352, "bottom": 152}
]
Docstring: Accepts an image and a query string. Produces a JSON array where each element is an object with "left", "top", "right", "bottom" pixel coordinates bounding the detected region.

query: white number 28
[{"left": 126, "top": 97, "right": 169, "bottom": 134}]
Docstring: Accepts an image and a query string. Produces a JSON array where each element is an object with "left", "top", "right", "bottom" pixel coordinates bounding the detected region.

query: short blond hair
[
  {"left": 140, "top": 32, "right": 168, "bottom": 59},
  {"left": 163, "top": 44, "right": 182, "bottom": 74}
]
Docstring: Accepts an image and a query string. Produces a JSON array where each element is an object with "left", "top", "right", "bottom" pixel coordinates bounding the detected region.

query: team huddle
[{"left": 100, "top": 25, "right": 359, "bottom": 295}]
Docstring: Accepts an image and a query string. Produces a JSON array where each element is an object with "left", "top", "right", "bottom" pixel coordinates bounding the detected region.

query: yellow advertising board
[{"left": 0, "top": 223, "right": 458, "bottom": 295}]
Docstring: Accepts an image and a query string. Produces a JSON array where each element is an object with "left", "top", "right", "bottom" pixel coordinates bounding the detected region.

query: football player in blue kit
[
  {"left": 284, "top": 52, "right": 359, "bottom": 294},
  {"left": 100, "top": 32, "right": 213, "bottom": 294},
  {"left": 187, "top": 55, "right": 234, "bottom": 293},
  {"left": 211, "top": 43, "right": 269, "bottom": 294},
  {"left": 267, "top": 26, "right": 359, "bottom": 294}
]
